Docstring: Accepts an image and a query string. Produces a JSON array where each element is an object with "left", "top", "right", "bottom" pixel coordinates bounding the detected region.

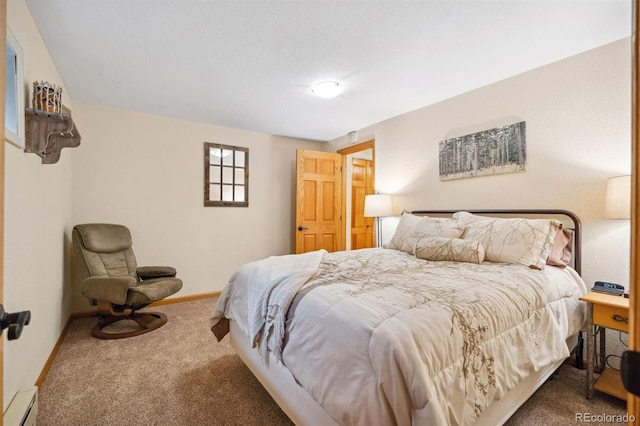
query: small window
[
  {"left": 204, "top": 142, "right": 249, "bottom": 207},
  {"left": 5, "top": 27, "right": 25, "bottom": 148}
]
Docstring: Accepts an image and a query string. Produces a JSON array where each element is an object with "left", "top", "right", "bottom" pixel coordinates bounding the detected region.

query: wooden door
[
  {"left": 350, "top": 158, "right": 374, "bottom": 249},
  {"left": 295, "top": 150, "right": 343, "bottom": 254}
]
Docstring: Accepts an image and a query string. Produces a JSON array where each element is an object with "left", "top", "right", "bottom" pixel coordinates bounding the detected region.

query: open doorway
[{"left": 338, "top": 140, "right": 375, "bottom": 250}]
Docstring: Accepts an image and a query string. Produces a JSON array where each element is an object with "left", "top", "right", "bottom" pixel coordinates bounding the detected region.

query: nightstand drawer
[{"left": 593, "top": 304, "right": 629, "bottom": 332}]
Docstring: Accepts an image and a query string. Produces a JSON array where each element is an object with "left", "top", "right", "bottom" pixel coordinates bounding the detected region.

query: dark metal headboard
[{"left": 410, "top": 209, "right": 582, "bottom": 275}]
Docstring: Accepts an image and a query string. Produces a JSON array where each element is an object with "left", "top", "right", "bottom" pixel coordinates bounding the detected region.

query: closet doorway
[{"left": 338, "top": 140, "right": 375, "bottom": 250}]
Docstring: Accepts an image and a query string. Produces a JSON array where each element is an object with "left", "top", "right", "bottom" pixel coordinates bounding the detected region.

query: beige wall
[
  {"left": 330, "top": 38, "right": 632, "bottom": 293},
  {"left": 5, "top": 0, "right": 74, "bottom": 411},
  {"left": 69, "top": 103, "right": 322, "bottom": 310}
]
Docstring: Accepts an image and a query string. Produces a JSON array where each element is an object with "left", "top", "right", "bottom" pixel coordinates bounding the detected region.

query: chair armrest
[
  {"left": 81, "top": 276, "right": 137, "bottom": 305},
  {"left": 136, "top": 266, "right": 177, "bottom": 280}
]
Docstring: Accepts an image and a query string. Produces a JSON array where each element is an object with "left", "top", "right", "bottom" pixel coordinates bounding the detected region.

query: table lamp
[{"left": 364, "top": 194, "right": 393, "bottom": 247}]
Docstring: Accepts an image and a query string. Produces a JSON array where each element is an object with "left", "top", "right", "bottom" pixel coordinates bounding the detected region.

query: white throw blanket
[{"left": 211, "top": 249, "right": 326, "bottom": 363}]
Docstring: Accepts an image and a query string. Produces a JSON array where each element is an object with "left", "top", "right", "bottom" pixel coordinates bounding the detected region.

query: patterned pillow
[
  {"left": 453, "top": 211, "right": 560, "bottom": 269},
  {"left": 388, "top": 212, "right": 465, "bottom": 253},
  {"left": 414, "top": 237, "right": 485, "bottom": 264}
]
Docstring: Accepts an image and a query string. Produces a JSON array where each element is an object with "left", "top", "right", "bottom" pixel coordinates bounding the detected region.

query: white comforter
[{"left": 212, "top": 248, "right": 587, "bottom": 426}]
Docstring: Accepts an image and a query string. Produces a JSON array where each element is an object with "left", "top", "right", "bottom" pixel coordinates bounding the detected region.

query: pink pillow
[{"left": 546, "top": 227, "right": 573, "bottom": 268}]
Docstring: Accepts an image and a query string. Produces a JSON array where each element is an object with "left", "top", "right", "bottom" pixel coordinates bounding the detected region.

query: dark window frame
[{"left": 204, "top": 142, "right": 249, "bottom": 207}]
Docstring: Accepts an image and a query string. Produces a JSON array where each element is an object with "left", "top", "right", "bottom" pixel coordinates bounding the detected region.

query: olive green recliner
[{"left": 72, "top": 223, "right": 183, "bottom": 339}]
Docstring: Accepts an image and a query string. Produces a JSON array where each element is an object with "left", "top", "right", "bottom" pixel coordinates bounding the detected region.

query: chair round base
[{"left": 91, "top": 312, "right": 168, "bottom": 339}]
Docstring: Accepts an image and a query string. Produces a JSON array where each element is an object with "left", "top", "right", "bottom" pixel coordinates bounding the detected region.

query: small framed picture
[{"left": 5, "top": 27, "right": 25, "bottom": 149}]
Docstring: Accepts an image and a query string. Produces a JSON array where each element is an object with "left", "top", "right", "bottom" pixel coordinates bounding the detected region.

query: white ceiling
[{"left": 24, "top": 0, "right": 632, "bottom": 142}]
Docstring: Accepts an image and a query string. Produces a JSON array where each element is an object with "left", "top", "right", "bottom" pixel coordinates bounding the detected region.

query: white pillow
[
  {"left": 414, "top": 237, "right": 485, "bottom": 264},
  {"left": 453, "top": 211, "right": 560, "bottom": 269},
  {"left": 388, "top": 212, "right": 465, "bottom": 253}
]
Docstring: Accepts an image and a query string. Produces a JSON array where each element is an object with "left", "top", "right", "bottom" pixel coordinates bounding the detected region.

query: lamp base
[{"left": 376, "top": 217, "right": 383, "bottom": 248}]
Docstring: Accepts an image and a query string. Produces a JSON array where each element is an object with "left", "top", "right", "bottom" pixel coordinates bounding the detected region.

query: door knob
[
  {"left": 0, "top": 305, "right": 31, "bottom": 340},
  {"left": 298, "top": 226, "right": 308, "bottom": 231}
]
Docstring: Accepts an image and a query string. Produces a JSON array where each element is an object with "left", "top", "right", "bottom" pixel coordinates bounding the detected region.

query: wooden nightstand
[{"left": 579, "top": 291, "right": 629, "bottom": 400}]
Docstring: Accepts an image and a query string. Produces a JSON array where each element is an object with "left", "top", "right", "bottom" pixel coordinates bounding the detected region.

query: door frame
[
  {"left": 338, "top": 140, "right": 375, "bottom": 251},
  {"left": 1, "top": 0, "right": 7, "bottom": 412},
  {"left": 629, "top": 1, "right": 639, "bottom": 419}
]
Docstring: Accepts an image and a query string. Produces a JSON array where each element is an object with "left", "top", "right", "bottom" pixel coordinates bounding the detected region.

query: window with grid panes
[{"left": 204, "top": 142, "right": 249, "bottom": 207}]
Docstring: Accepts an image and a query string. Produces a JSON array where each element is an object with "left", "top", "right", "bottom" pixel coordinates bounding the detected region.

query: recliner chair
[{"left": 72, "top": 223, "right": 183, "bottom": 339}]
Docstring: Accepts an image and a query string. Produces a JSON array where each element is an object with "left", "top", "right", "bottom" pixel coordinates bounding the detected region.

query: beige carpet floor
[{"left": 37, "top": 298, "right": 627, "bottom": 425}]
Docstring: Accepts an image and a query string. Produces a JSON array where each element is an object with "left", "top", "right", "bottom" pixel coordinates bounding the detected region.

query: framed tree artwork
[{"left": 438, "top": 121, "right": 526, "bottom": 181}]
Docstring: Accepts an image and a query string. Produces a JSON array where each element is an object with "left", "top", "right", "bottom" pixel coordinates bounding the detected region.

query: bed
[{"left": 211, "top": 209, "right": 588, "bottom": 425}]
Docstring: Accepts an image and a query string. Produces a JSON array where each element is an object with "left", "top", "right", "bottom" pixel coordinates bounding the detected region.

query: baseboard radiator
[{"left": 4, "top": 387, "right": 38, "bottom": 426}]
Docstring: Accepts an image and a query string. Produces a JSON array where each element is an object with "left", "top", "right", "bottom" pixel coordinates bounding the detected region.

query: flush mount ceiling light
[{"left": 311, "top": 81, "right": 343, "bottom": 99}]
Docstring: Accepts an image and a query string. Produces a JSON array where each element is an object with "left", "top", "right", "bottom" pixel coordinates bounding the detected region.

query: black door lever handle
[
  {"left": 0, "top": 305, "right": 31, "bottom": 340},
  {"left": 297, "top": 226, "right": 308, "bottom": 231}
]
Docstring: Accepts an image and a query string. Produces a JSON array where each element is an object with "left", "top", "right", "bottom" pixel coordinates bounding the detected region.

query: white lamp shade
[
  {"left": 364, "top": 194, "right": 393, "bottom": 217},
  {"left": 604, "top": 175, "right": 631, "bottom": 219}
]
